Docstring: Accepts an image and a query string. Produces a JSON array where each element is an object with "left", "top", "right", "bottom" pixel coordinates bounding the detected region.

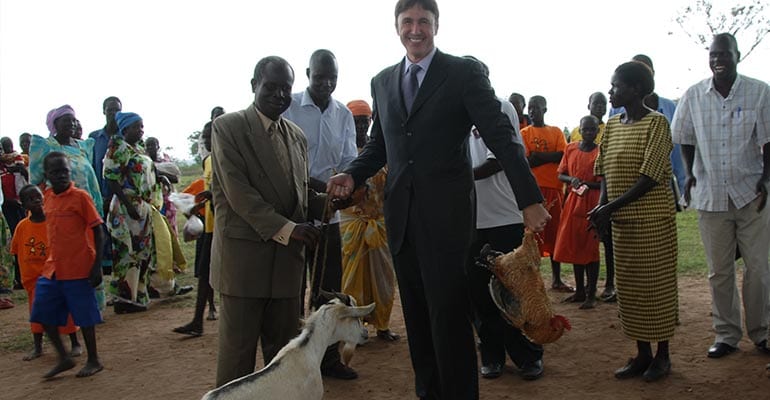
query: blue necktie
[{"left": 403, "top": 64, "right": 421, "bottom": 113}]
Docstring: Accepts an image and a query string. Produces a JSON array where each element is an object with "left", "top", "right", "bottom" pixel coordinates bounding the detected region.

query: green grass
[{"left": 542, "top": 209, "right": 709, "bottom": 279}]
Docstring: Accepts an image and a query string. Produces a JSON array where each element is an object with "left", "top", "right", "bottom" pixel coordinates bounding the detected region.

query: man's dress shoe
[{"left": 707, "top": 342, "right": 737, "bottom": 358}]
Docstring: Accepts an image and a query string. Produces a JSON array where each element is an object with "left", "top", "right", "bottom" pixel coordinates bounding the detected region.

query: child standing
[
  {"left": 12, "top": 184, "right": 82, "bottom": 360},
  {"left": 520, "top": 95, "right": 570, "bottom": 291},
  {"left": 30, "top": 152, "right": 104, "bottom": 378},
  {"left": 554, "top": 116, "right": 602, "bottom": 309}
]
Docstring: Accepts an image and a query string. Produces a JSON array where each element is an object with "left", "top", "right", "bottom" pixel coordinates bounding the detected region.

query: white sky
[{"left": 1, "top": 0, "right": 768, "bottom": 160}]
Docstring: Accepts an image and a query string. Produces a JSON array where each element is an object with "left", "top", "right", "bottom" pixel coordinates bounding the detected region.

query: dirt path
[{"left": 1, "top": 275, "right": 769, "bottom": 400}]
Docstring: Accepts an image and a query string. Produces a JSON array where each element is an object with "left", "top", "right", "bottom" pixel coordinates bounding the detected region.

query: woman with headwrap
[
  {"left": 338, "top": 100, "right": 399, "bottom": 341},
  {"left": 29, "top": 105, "right": 106, "bottom": 310},
  {"left": 104, "top": 112, "right": 163, "bottom": 313},
  {"left": 29, "top": 105, "right": 103, "bottom": 214}
]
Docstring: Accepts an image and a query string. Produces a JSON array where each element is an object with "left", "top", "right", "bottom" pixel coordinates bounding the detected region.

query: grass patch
[{"left": 543, "top": 209, "right": 709, "bottom": 280}]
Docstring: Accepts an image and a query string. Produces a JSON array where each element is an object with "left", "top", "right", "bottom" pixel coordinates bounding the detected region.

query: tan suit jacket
[{"left": 210, "top": 104, "right": 325, "bottom": 298}]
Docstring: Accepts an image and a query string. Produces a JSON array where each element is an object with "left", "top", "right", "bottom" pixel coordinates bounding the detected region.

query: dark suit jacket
[
  {"left": 345, "top": 50, "right": 543, "bottom": 253},
  {"left": 210, "top": 104, "right": 326, "bottom": 298}
]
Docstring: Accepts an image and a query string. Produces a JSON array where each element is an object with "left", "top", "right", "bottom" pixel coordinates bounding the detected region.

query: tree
[
  {"left": 188, "top": 130, "right": 201, "bottom": 162},
  {"left": 672, "top": 0, "right": 769, "bottom": 61}
]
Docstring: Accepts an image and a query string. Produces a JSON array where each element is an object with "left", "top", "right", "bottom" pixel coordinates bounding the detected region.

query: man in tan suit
[{"left": 210, "top": 56, "right": 326, "bottom": 387}]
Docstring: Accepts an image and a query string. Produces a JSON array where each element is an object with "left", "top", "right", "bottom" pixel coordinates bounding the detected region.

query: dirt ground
[{"left": 1, "top": 275, "right": 769, "bottom": 400}]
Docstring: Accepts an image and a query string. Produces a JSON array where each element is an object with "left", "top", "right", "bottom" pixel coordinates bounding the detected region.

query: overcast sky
[{"left": 1, "top": 0, "right": 768, "bottom": 160}]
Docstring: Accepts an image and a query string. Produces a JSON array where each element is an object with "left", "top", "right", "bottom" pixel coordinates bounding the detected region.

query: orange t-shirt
[
  {"left": 42, "top": 184, "right": 103, "bottom": 280},
  {"left": 10, "top": 217, "right": 48, "bottom": 289},
  {"left": 521, "top": 125, "right": 567, "bottom": 190}
]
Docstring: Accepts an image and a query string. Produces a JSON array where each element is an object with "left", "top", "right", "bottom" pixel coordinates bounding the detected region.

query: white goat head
[{"left": 324, "top": 297, "right": 374, "bottom": 347}]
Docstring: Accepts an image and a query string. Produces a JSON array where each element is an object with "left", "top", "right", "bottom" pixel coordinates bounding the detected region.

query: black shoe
[
  {"left": 755, "top": 340, "right": 770, "bottom": 355},
  {"left": 707, "top": 342, "right": 737, "bottom": 358},
  {"left": 148, "top": 287, "right": 161, "bottom": 299},
  {"left": 173, "top": 285, "right": 194, "bottom": 296},
  {"left": 173, "top": 322, "right": 202, "bottom": 337},
  {"left": 520, "top": 359, "right": 543, "bottom": 381},
  {"left": 481, "top": 363, "right": 503, "bottom": 379},
  {"left": 642, "top": 357, "right": 671, "bottom": 382},
  {"left": 321, "top": 361, "right": 358, "bottom": 380},
  {"left": 113, "top": 301, "right": 148, "bottom": 314},
  {"left": 614, "top": 357, "right": 652, "bottom": 379}
]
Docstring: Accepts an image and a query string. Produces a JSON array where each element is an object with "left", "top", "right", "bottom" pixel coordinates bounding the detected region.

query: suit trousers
[
  {"left": 393, "top": 198, "right": 478, "bottom": 400},
  {"left": 698, "top": 197, "right": 770, "bottom": 346},
  {"left": 215, "top": 294, "right": 299, "bottom": 387},
  {"left": 302, "top": 222, "right": 343, "bottom": 369},
  {"left": 467, "top": 223, "right": 543, "bottom": 368}
]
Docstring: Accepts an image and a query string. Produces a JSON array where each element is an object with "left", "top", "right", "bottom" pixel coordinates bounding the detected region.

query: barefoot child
[
  {"left": 554, "top": 116, "right": 602, "bottom": 309},
  {"left": 12, "top": 184, "right": 82, "bottom": 360},
  {"left": 30, "top": 152, "right": 104, "bottom": 378}
]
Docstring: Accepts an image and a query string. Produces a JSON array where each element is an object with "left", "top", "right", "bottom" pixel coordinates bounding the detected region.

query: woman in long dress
[
  {"left": 29, "top": 105, "right": 106, "bottom": 310},
  {"left": 589, "top": 61, "right": 678, "bottom": 382},
  {"left": 104, "top": 112, "right": 161, "bottom": 313}
]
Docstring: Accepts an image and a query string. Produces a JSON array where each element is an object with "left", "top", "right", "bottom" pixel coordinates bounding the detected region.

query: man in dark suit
[
  {"left": 210, "top": 56, "right": 326, "bottom": 387},
  {"left": 327, "top": 1, "right": 550, "bottom": 398}
]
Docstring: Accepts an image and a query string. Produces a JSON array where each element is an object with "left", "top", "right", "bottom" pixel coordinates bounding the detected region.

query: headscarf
[
  {"left": 346, "top": 100, "right": 372, "bottom": 117},
  {"left": 46, "top": 105, "right": 76, "bottom": 135},
  {"left": 115, "top": 112, "right": 142, "bottom": 135}
]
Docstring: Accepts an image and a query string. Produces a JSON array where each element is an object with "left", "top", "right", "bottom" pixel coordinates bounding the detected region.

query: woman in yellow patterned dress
[
  {"left": 590, "top": 62, "right": 678, "bottom": 382},
  {"left": 339, "top": 100, "right": 399, "bottom": 341}
]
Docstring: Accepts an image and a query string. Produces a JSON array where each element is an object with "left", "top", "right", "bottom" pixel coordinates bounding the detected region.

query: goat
[{"left": 201, "top": 297, "right": 375, "bottom": 400}]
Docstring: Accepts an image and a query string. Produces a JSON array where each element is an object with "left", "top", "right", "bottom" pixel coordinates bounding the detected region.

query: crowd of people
[{"left": 1, "top": 0, "right": 769, "bottom": 397}]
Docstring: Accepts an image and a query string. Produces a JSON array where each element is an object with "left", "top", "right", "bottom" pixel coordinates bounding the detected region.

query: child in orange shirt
[
  {"left": 12, "top": 184, "right": 82, "bottom": 361},
  {"left": 30, "top": 152, "right": 104, "bottom": 378},
  {"left": 520, "top": 95, "right": 571, "bottom": 292}
]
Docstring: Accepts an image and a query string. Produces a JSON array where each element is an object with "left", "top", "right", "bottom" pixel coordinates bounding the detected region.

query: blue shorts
[{"left": 30, "top": 277, "right": 103, "bottom": 328}]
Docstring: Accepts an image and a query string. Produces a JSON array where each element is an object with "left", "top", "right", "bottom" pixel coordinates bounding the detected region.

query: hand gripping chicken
[{"left": 477, "top": 230, "right": 571, "bottom": 344}]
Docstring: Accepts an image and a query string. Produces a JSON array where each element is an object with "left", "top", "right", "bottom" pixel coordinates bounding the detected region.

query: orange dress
[
  {"left": 521, "top": 125, "right": 567, "bottom": 256},
  {"left": 553, "top": 143, "right": 601, "bottom": 264}
]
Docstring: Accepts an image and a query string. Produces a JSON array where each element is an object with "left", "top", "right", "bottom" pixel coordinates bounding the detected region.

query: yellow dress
[
  {"left": 594, "top": 112, "right": 678, "bottom": 342},
  {"left": 340, "top": 166, "right": 396, "bottom": 331}
]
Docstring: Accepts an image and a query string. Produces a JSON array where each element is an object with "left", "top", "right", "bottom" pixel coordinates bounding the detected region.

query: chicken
[{"left": 477, "top": 230, "right": 571, "bottom": 344}]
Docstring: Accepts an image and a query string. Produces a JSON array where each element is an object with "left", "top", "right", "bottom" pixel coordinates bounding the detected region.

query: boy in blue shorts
[{"left": 30, "top": 152, "right": 104, "bottom": 378}]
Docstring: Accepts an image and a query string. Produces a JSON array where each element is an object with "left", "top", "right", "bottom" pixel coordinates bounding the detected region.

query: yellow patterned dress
[
  {"left": 594, "top": 112, "right": 678, "bottom": 342},
  {"left": 340, "top": 167, "right": 396, "bottom": 331}
]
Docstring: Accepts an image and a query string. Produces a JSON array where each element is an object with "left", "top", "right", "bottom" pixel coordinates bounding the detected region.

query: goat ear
[{"left": 340, "top": 302, "right": 376, "bottom": 318}]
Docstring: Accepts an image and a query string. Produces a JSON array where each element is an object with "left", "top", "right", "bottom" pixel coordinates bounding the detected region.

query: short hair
[
  {"left": 252, "top": 56, "right": 292, "bottom": 84},
  {"left": 509, "top": 92, "right": 525, "bottom": 105},
  {"left": 19, "top": 132, "right": 32, "bottom": 139},
  {"left": 18, "top": 184, "right": 40, "bottom": 203},
  {"left": 614, "top": 61, "right": 655, "bottom": 98},
  {"left": 43, "top": 151, "right": 68, "bottom": 171},
  {"left": 529, "top": 95, "right": 547, "bottom": 107},
  {"left": 102, "top": 96, "right": 121, "bottom": 110},
  {"left": 394, "top": 0, "right": 439, "bottom": 21},
  {"left": 631, "top": 54, "right": 654, "bottom": 71},
  {"left": 210, "top": 106, "right": 224, "bottom": 120},
  {"left": 580, "top": 115, "right": 600, "bottom": 126},
  {"left": 713, "top": 32, "right": 740, "bottom": 52}
]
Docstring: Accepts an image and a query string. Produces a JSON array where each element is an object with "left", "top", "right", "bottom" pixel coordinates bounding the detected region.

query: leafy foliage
[{"left": 672, "top": 0, "right": 770, "bottom": 61}]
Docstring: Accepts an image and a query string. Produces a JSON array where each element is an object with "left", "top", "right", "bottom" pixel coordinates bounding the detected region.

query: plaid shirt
[{"left": 672, "top": 74, "right": 770, "bottom": 212}]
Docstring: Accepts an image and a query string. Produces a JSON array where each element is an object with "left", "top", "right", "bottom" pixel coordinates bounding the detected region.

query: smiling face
[
  {"left": 709, "top": 35, "right": 740, "bottom": 83},
  {"left": 54, "top": 114, "right": 76, "bottom": 139},
  {"left": 307, "top": 53, "right": 338, "bottom": 106},
  {"left": 396, "top": 5, "right": 438, "bottom": 62},
  {"left": 252, "top": 60, "right": 294, "bottom": 120},
  {"left": 123, "top": 120, "right": 144, "bottom": 145}
]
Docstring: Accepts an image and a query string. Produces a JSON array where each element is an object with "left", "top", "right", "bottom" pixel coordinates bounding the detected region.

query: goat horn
[{"left": 340, "top": 303, "right": 376, "bottom": 318}]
